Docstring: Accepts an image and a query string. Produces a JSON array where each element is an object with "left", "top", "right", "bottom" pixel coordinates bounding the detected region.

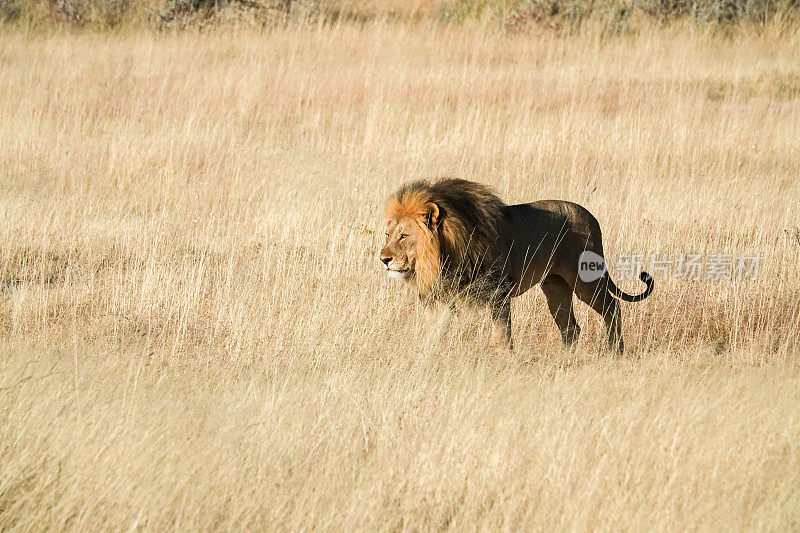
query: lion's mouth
[{"left": 386, "top": 268, "right": 411, "bottom": 280}]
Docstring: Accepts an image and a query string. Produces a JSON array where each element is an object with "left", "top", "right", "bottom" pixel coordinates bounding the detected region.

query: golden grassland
[{"left": 1, "top": 22, "right": 799, "bottom": 529}]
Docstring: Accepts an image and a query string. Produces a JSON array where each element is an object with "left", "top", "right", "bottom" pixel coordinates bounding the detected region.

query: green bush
[{"left": 0, "top": 0, "right": 798, "bottom": 30}]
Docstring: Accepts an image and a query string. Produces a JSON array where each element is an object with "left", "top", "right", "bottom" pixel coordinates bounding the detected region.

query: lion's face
[
  {"left": 381, "top": 194, "right": 441, "bottom": 293},
  {"left": 380, "top": 217, "right": 422, "bottom": 281}
]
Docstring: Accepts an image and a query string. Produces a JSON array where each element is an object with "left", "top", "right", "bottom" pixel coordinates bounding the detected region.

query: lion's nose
[{"left": 380, "top": 256, "right": 391, "bottom": 266}]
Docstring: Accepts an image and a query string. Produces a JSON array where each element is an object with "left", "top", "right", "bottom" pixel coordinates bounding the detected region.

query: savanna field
[{"left": 1, "top": 15, "right": 800, "bottom": 529}]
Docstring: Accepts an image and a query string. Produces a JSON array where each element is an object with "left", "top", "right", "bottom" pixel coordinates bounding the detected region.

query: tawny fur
[{"left": 381, "top": 178, "right": 653, "bottom": 352}]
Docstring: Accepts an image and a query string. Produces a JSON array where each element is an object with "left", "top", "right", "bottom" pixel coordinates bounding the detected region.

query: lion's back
[{"left": 495, "top": 200, "right": 605, "bottom": 286}]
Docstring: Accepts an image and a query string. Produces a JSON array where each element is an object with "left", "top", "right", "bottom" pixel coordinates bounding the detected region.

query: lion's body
[
  {"left": 498, "top": 200, "right": 603, "bottom": 296},
  {"left": 380, "top": 179, "right": 653, "bottom": 352}
]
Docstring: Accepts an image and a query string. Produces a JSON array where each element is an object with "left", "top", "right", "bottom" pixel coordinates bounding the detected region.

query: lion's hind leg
[
  {"left": 574, "top": 276, "right": 623, "bottom": 354},
  {"left": 541, "top": 275, "right": 581, "bottom": 347}
]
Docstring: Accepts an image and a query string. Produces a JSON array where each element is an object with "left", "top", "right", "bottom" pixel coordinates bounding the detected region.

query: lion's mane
[{"left": 385, "top": 178, "right": 506, "bottom": 298}]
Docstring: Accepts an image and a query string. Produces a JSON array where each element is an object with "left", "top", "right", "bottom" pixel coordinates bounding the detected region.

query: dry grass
[{"left": 1, "top": 22, "right": 800, "bottom": 529}]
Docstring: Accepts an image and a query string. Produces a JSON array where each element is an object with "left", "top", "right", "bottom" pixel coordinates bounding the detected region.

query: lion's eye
[{"left": 399, "top": 234, "right": 408, "bottom": 240}]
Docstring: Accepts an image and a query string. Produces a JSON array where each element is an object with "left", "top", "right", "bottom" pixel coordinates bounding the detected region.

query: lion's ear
[{"left": 422, "top": 202, "right": 440, "bottom": 228}]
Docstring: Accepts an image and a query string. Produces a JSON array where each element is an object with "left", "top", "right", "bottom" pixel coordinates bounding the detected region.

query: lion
[{"left": 379, "top": 178, "right": 653, "bottom": 353}]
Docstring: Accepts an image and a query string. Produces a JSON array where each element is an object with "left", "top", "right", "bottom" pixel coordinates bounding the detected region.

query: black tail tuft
[{"left": 606, "top": 271, "right": 654, "bottom": 303}]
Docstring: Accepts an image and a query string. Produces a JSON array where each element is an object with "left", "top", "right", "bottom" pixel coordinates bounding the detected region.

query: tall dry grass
[{"left": 0, "top": 23, "right": 799, "bottom": 529}]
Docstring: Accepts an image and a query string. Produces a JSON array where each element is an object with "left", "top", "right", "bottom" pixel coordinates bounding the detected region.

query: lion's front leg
[
  {"left": 423, "top": 300, "right": 455, "bottom": 348},
  {"left": 489, "top": 298, "right": 513, "bottom": 352}
]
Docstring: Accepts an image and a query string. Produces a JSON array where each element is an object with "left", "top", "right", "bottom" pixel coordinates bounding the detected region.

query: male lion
[{"left": 379, "top": 178, "right": 653, "bottom": 353}]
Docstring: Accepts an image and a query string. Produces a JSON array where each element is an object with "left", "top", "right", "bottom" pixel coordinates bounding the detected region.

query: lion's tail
[{"left": 605, "top": 271, "right": 654, "bottom": 303}]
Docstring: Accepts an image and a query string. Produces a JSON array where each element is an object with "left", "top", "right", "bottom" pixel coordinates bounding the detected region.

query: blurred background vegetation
[{"left": 0, "top": 0, "right": 798, "bottom": 31}]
